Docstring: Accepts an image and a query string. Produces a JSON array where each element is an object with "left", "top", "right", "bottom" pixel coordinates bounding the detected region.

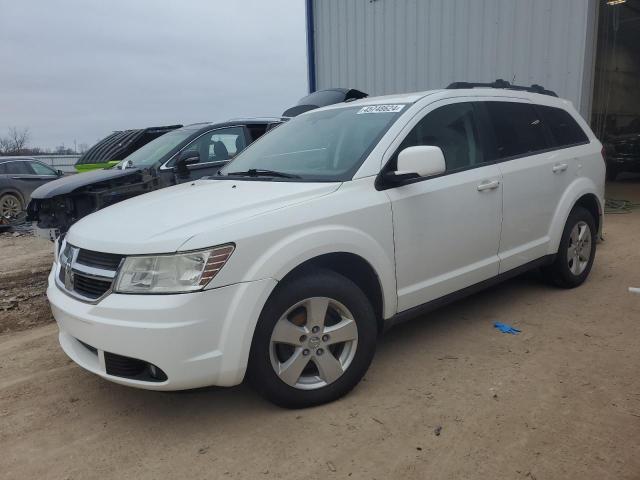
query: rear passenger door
[
  {"left": 482, "top": 100, "right": 571, "bottom": 272},
  {"left": 4, "top": 161, "right": 55, "bottom": 200},
  {"left": 386, "top": 100, "right": 503, "bottom": 311}
]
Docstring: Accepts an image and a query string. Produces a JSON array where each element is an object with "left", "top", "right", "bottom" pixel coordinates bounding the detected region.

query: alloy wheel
[
  {"left": 567, "top": 220, "right": 592, "bottom": 276},
  {"left": 269, "top": 297, "right": 358, "bottom": 390},
  {"left": 0, "top": 195, "right": 21, "bottom": 219}
]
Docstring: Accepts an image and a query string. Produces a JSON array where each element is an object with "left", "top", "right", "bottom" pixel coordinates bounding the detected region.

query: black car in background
[
  {"left": 604, "top": 117, "right": 640, "bottom": 180},
  {"left": 27, "top": 88, "right": 369, "bottom": 238},
  {"left": 0, "top": 157, "right": 62, "bottom": 222},
  {"left": 27, "top": 119, "right": 278, "bottom": 238}
]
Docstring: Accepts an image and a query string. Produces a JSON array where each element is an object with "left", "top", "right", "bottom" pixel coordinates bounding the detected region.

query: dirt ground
[{"left": 1, "top": 180, "right": 639, "bottom": 480}]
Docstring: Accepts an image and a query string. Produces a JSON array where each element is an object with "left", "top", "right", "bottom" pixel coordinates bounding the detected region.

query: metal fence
[{"left": 32, "top": 155, "right": 80, "bottom": 174}]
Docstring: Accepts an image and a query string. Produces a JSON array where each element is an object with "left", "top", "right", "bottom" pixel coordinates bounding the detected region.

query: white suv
[{"left": 48, "top": 87, "right": 605, "bottom": 408}]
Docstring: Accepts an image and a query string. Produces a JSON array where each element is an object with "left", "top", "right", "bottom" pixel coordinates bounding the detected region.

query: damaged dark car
[
  {"left": 27, "top": 88, "right": 368, "bottom": 239},
  {"left": 27, "top": 119, "right": 277, "bottom": 239}
]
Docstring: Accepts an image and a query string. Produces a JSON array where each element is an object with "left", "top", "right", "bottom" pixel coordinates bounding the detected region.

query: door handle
[
  {"left": 552, "top": 163, "right": 568, "bottom": 173},
  {"left": 477, "top": 179, "right": 500, "bottom": 192}
]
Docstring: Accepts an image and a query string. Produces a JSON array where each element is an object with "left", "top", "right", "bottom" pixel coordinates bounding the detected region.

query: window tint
[
  {"left": 398, "top": 102, "right": 484, "bottom": 171},
  {"left": 485, "top": 102, "right": 551, "bottom": 158},
  {"left": 29, "top": 161, "right": 57, "bottom": 175},
  {"left": 5, "top": 161, "right": 34, "bottom": 174},
  {"left": 537, "top": 106, "right": 588, "bottom": 146},
  {"left": 179, "top": 127, "right": 245, "bottom": 165}
]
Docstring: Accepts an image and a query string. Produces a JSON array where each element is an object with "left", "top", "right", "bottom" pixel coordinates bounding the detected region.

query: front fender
[
  {"left": 547, "top": 177, "right": 603, "bottom": 255},
  {"left": 243, "top": 225, "right": 397, "bottom": 319}
]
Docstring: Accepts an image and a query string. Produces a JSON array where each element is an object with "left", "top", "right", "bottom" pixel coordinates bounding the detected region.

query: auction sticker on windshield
[{"left": 357, "top": 104, "right": 405, "bottom": 114}]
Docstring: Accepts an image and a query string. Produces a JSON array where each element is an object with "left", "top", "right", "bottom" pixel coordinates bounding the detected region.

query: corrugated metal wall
[{"left": 311, "top": 0, "right": 598, "bottom": 117}]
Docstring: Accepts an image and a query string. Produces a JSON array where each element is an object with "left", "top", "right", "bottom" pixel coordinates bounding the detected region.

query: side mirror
[
  {"left": 173, "top": 150, "right": 200, "bottom": 177},
  {"left": 56, "top": 169, "right": 64, "bottom": 176},
  {"left": 396, "top": 146, "right": 446, "bottom": 178},
  {"left": 377, "top": 145, "right": 446, "bottom": 189}
]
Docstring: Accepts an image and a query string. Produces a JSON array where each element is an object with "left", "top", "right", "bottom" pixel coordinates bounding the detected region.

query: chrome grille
[{"left": 57, "top": 243, "right": 123, "bottom": 303}]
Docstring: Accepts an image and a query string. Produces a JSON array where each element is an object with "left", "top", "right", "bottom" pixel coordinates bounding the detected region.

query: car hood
[
  {"left": 66, "top": 179, "right": 341, "bottom": 254},
  {"left": 30, "top": 167, "right": 143, "bottom": 198}
]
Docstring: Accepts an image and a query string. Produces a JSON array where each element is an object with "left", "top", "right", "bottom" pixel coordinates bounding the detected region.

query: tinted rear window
[
  {"left": 5, "top": 161, "right": 34, "bottom": 174},
  {"left": 537, "top": 106, "right": 588, "bottom": 147},
  {"left": 485, "top": 102, "right": 551, "bottom": 159}
]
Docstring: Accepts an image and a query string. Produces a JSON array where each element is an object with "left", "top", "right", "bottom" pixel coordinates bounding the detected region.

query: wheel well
[
  {"left": 281, "top": 253, "right": 385, "bottom": 333},
  {"left": 574, "top": 194, "right": 601, "bottom": 233}
]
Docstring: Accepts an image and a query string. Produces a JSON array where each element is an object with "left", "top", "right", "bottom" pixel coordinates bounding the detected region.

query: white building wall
[{"left": 311, "top": 0, "right": 599, "bottom": 117}]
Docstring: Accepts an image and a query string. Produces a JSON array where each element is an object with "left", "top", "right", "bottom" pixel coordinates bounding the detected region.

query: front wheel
[
  {"left": 248, "top": 268, "right": 377, "bottom": 408},
  {"left": 542, "top": 206, "right": 596, "bottom": 288}
]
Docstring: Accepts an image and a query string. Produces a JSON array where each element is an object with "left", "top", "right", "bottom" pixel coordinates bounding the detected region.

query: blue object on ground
[{"left": 494, "top": 322, "right": 521, "bottom": 335}]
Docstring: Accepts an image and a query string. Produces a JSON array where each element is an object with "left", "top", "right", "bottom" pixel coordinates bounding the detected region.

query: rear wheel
[
  {"left": 542, "top": 206, "right": 596, "bottom": 288},
  {"left": 0, "top": 193, "right": 23, "bottom": 219},
  {"left": 248, "top": 268, "right": 377, "bottom": 408}
]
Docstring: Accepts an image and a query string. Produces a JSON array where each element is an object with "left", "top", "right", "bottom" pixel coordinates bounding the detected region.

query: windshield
[
  {"left": 115, "top": 128, "right": 195, "bottom": 168},
  {"left": 220, "top": 105, "right": 405, "bottom": 181}
]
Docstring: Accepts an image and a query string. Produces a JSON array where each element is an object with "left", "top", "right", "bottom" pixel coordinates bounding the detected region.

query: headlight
[{"left": 113, "top": 244, "right": 235, "bottom": 294}]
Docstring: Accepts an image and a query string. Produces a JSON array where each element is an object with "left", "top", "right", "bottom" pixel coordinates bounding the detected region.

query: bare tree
[
  {"left": 0, "top": 136, "right": 10, "bottom": 154},
  {"left": 0, "top": 127, "right": 30, "bottom": 155}
]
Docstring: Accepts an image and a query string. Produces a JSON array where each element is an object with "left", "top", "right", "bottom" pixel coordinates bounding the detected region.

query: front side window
[
  {"left": 168, "top": 127, "right": 246, "bottom": 167},
  {"left": 220, "top": 105, "right": 404, "bottom": 181},
  {"left": 29, "top": 161, "right": 57, "bottom": 175},
  {"left": 396, "top": 102, "right": 484, "bottom": 172},
  {"left": 485, "top": 101, "right": 551, "bottom": 158},
  {"left": 537, "top": 106, "right": 588, "bottom": 147}
]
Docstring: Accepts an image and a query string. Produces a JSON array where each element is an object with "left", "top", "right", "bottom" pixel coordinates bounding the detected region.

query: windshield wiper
[{"left": 225, "top": 168, "right": 301, "bottom": 179}]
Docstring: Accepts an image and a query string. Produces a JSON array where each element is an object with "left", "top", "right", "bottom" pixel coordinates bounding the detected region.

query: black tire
[
  {"left": 606, "top": 166, "right": 618, "bottom": 181},
  {"left": 542, "top": 206, "right": 597, "bottom": 288},
  {"left": 248, "top": 268, "right": 377, "bottom": 408}
]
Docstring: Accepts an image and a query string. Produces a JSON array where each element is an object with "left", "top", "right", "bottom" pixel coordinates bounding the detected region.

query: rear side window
[
  {"left": 485, "top": 102, "right": 551, "bottom": 159},
  {"left": 537, "top": 106, "right": 588, "bottom": 147},
  {"left": 5, "top": 161, "right": 34, "bottom": 174}
]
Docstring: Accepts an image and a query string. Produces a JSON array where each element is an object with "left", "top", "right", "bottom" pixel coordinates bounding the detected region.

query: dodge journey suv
[{"left": 48, "top": 83, "right": 605, "bottom": 408}]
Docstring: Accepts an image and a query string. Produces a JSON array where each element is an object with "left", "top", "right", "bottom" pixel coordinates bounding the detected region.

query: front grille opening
[
  {"left": 73, "top": 274, "right": 112, "bottom": 299},
  {"left": 76, "top": 249, "right": 124, "bottom": 270},
  {"left": 104, "top": 352, "right": 168, "bottom": 382}
]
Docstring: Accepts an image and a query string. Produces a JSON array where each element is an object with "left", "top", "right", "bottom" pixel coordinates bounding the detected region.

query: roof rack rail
[{"left": 446, "top": 79, "right": 558, "bottom": 97}]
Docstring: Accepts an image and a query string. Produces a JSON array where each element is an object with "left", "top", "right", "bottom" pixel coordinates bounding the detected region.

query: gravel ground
[{"left": 0, "top": 179, "right": 639, "bottom": 479}]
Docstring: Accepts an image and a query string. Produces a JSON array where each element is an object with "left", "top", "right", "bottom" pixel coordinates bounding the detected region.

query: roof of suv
[{"left": 314, "top": 87, "right": 571, "bottom": 113}]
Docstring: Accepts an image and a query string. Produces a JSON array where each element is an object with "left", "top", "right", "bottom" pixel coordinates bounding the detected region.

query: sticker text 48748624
[{"left": 356, "top": 104, "right": 405, "bottom": 114}]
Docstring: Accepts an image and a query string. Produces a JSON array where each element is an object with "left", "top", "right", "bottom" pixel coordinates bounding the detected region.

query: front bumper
[{"left": 47, "top": 267, "right": 277, "bottom": 390}]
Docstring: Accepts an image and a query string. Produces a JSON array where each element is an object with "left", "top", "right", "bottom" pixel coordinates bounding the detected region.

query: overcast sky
[{"left": 0, "top": 0, "right": 308, "bottom": 150}]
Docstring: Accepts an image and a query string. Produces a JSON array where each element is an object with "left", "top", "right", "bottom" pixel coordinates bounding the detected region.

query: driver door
[{"left": 385, "top": 101, "right": 503, "bottom": 311}]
